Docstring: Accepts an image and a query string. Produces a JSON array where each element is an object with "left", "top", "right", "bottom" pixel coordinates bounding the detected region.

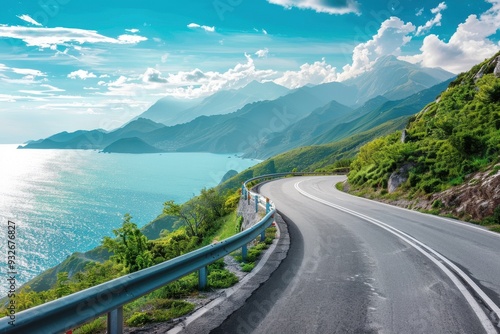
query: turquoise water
[{"left": 0, "top": 145, "right": 256, "bottom": 295}]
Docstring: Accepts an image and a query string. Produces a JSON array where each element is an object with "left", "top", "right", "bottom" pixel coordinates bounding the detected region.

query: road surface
[{"left": 212, "top": 176, "right": 500, "bottom": 334}]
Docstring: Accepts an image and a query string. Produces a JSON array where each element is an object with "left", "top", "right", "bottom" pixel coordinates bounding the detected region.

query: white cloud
[
  {"left": 125, "top": 28, "right": 139, "bottom": 33},
  {"left": 17, "top": 15, "right": 42, "bottom": 26},
  {"left": 187, "top": 23, "right": 216, "bottom": 33},
  {"left": 400, "top": 0, "right": 500, "bottom": 73},
  {"left": 255, "top": 48, "right": 269, "bottom": 58},
  {"left": 262, "top": 29, "right": 268, "bottom": 35},
  {"left": 67, "top": 70, "right": 97, "bottom": 80},
  {"left": 338, "top": 17, "right": 415, "bottom": 81},
  {"left": 142, "top": 68, "right": 168, "bottom": 83},
  {"left": 161, "top": 53, "right": 169, "bottom": 63},
  {"left": 416, "top": 8, "right": 424, "bottom": 16},
  {"left": 267, "top": 0, "right": 360, "bottom": 15},
  {"left": 0, "top": 26, "right": 148, "bottom": 48},
  {"left": 117, "top": 34, "right": 148, "bottom": 44},
  {"left": 274, "top": 58, "right": 338, "bottom": 88},
  {"left": 416, "top": 2, "right": 447, "bottom": 36},
  {"left": 11, "top": 68, "right": 46, "bottom": 77},
  {"left": 165, "top": 54, "right": 277, "bottom": 98},
  {"left": 431, "top": 2, "right": 447, "bottom": 14},
  {"left": 99, "top": 74, "right": 110, "bottom": 78},
  {"left": 19, "top": 84, "right": 65, "bottom": 95}
]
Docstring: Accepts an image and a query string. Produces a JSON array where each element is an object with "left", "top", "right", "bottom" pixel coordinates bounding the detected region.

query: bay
[{"left": 0, "top": 144, "right": 256, "bottom": 295}]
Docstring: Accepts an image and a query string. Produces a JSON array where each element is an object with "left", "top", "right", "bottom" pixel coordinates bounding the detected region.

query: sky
[{"left": 0, "top": 0, "right": 499, "bottom": 143}]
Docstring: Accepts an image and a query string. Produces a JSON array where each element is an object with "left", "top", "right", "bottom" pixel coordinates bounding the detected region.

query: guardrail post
[
  {"left": 107, "top": 306, "right": 123, "bottom": 334},
  {"left": 260, "top": 230, "right": 266, "bottom": 242},
  {"left": 242, "top": 244, "right": 247, "bottom": 261},
  {"left": 266, "top": 198, "right": 270, "bottom": 214},
  {"left": 255, "top": 195, "right": 259, "bottom": 212},
  {"left": 247, "top": 192, "right": 250, "bottom": 205},
  {"left": 241, "top": 184, "right": 246, "bottom": 198},
  {"left": 198, "top": 266, "right": 207, "bottom": 290}
]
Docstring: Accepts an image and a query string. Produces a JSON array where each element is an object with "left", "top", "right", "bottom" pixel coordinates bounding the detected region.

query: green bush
[
  {"left": 241, "top": 262, "right": 255, "bottom": 272},
  {"left": 208, "top": 270, "right": 238, "bottom": 288}
]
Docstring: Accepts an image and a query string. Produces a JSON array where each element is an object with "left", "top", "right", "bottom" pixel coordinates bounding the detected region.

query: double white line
[{"left": 294, "top": 180, "right": 500, "bottom": 333}]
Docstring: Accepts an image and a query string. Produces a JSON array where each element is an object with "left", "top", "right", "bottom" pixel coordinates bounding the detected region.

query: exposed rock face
[
  {"left": 434, "top": 167, "right": 500, "bottom": 220},
  {"left": 494, "top": 56, "right": 500, "bottom": 78},
  {"left": 381, "top": 165, "right": 500, "bottom": 222},
  {"left": 474, "top": 64, "right": 487, "bottom": 81},
  {"left": 388, "top": 163, "right": 414, "bottom": 193}
]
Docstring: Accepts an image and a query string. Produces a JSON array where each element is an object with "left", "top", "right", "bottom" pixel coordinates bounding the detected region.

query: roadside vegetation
[
  {"left": 347, "top": 52, "right": 500, "bottom": 225},
  {"left": 1, "top": 187, "right": 247, "bottom": 331}
]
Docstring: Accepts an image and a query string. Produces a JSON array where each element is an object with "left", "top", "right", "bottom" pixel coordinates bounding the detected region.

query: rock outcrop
[
  {"left": 433, "top": 167, "right": 500, "bottom": 220},
  {"left": 494, "top": 56, "right": 500, "bottom": 78},
  {"left": 387, "top": 163, "right": 414, "bottom": 193}
]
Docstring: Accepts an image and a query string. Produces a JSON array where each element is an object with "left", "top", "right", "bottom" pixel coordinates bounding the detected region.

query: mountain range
[{"left": 20, "top": 56, "right": 455, "bottom": 157}]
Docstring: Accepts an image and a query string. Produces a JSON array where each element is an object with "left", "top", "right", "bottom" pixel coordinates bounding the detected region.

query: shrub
[{"left": 208, "top": 270, "right": 238, "bottom": 288}]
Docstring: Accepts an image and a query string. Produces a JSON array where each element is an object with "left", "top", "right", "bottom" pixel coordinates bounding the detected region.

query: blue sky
[{"left": 0, "top": 0, "right": 499, "bottom": 142}]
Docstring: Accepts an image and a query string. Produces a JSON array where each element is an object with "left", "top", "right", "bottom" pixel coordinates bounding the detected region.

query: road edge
[{"left": 166, "top": 212, "right": 290, "bottom": 334}]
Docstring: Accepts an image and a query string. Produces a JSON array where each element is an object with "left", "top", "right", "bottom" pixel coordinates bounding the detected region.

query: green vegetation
[
  {"left": 233, "top": 226, "right": 277, "bottom": 272},
  {"left": 1, "top": 187, "right": 245, "bottom": 330},
  {"left": 349, "top": 52, "right": 500, "bottom": 196}
]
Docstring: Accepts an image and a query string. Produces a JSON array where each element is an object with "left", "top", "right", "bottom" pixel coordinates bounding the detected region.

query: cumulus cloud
[
  {"left": 267, "top": 0, "right": 360, "bottom": 15},
  {"left": 187, "top": 23, "right": 215, "bottom": 32},
  {"left": 165, "top": 54, "right": 276, "bottom": 98},
  {"left": 68, "top": 70, "right": 97, "bottom": 80},
  {"left": 274, "top": 58, "right": 338, "bottom": 88},
  {"left": 142, "top": 68, "right": 168, "bottom": 83},
  {"left": 338, "top": 17, "right": 415, "bottom": 81},
  {"left": 255, "top": 48, "right": 269, "bottom": 58},
  {"left": 17, "top": 14, "right": 42, "bottom": 26},
  {"left": 0, "top": 26, "right": 148, "bottom": 48},
  {"left": 125, "top": 28, "right": 139, "bottom": 33},
  {"left": 400, "top": 0, "right": 500, "bottom": 73},
  {"left": 416, "top": 2, "right": 447, "bottom": 36}
]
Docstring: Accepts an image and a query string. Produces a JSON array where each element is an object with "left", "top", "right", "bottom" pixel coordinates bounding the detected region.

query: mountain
[
  {"left": 343, "top": 55, "right": 455, "bottom": 105},
  {"left": 138, "top": 81, "right": 358, "bottom": 153},
  {"left": 138, "top": 81, "right": 289, "bottom": 126},
  {"left": 137, "top": 96, "right": 201, "bottom": 126},
  {"left": 20, "top": 58, "right": 454, "bottom": 154},
  {"left": 20, "top": 118, "right": 166, "bottom": 150},
  {"left": 308, "top": 78, "right": 454, "bottom": 146},
  {"left": 256, "top": 100, "right": 353, "bottom": 157},
  {"left": 250, "top": 79, "right": 452, "bottom": 158},
  {"left": 102, "top": 137, "right": 164, "bottom": 154}
]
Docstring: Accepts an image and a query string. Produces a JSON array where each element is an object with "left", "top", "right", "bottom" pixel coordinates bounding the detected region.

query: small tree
[
  {"left": 163, "top": 200, "right": 210, "bottom": 238},
  {"left": 103, "top": 214, "right": 153, "bottom": 273}
]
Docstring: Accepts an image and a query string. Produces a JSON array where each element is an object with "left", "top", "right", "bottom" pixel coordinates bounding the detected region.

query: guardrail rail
[{"left": 0, "top": 173, "right": 309, "bottom": 334}]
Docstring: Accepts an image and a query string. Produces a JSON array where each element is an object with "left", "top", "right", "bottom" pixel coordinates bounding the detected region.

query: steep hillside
[{"left": 348, "top": 52, "right": 500, "bottom": 222}]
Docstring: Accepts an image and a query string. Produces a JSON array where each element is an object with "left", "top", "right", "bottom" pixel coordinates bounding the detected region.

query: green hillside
[
  {"left": 219, "top": 116, "right": 409, "bottom": 191},
  {"left": 348, "top": 52, "right": 500, "bottom": 195}
]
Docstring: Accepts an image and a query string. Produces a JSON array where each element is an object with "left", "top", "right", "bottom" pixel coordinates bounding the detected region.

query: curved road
[{"left": 212, "top": 176, "right": 500, "bottom": 334}]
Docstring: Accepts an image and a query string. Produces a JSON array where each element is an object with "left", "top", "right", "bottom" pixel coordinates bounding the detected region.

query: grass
[
  {"left": 489, "top": 225, "right": 500, "bottom": 233},
  {"left": 210, "top": 211, "right": 239, "bottom": 243}
]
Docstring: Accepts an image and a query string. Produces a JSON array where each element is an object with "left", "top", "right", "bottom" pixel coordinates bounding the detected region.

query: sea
[{"left": 0, "top": 144, "right": 257, "bottom": 296}]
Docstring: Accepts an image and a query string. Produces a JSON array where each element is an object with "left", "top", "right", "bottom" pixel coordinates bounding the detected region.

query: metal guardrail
[
  {"left": 0, "top": 175, "right": 282, "bottom": 334},
  {"left": 0, "top": 172, "right": 340, "bottom": 333}
]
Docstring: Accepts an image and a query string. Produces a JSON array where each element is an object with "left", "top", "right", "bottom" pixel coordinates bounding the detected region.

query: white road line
[
  {"left": 322, "top": 176, "right": 500, "bottom": 238},
  {"left": 294, "top": 180, "right": 500, "bottom": 333}
]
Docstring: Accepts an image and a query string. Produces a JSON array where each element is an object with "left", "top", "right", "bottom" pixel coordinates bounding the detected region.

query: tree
[
  {"left": 163, "top": 200, "right": 210, "bottom": 238},
  {"left": 103, "top": 214, "right": 153, "bottom": 273}
]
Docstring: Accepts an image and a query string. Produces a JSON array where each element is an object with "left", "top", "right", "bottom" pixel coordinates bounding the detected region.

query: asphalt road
[{"left": 212, "top": 176, "right": 500, "bottom": 334}]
